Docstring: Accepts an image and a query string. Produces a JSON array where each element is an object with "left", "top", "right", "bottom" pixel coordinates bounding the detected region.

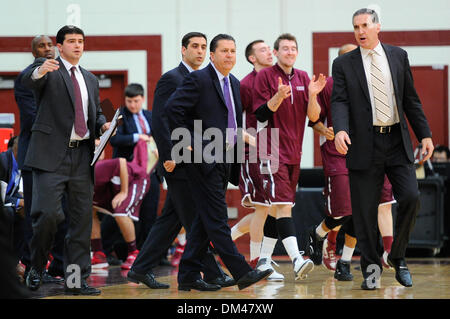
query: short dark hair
[
  {"left": 124, "top": 83, "right": 144, "bottom": 98},
  {"left": 210, "top": 34, "right": 235, "bottom": 53},
  {"left": 352, "top": 8, "right": 379, "bottom": 24},
  {"left": 273, "top": 33, "right": 297, "bottom": 51},
  {"left": 56, "top": 25, "right": 85, "bottom": 45},
  {"left": 182, "top": 32, "right": 207, "bottom": 49},
  {"left": 31, "top": 35, "right": 52, "bottom": 53},
  {"left": 245, "top": 40, "right": 264, "bottom": 64}
]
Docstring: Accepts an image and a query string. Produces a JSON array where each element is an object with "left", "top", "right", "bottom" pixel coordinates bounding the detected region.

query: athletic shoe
[
  {"left": 256, "top": 258, "right": 284, "bottom": 281},
  {"left": 381, "top": 251, "right": 393, "bottom": 270},
  {"left": 106, "top": 254, "right": 122, "bottom": 266},
  {"left": 121, "top": 250, "right": 139, "bottom": 270},
  {"left": 171, "top": 243, "right": 185, "bottom": 267},
  {"left": 334, "top": 259, "right": 353, "bottom": 281},
  {"left": 307, "top": 226, "right": 324, "bottom": 265},
  {"left": 293, "top": 256, "right": 314, "bottom": 280},
  {"left": 91, "top": 251, "right": 109, "bottom": 268},
  {"left": 249, "top": 257, "right": 259, "bottom": 269},
  {"left": 322, "top": 238, "right": 337, "bottom": 271}
]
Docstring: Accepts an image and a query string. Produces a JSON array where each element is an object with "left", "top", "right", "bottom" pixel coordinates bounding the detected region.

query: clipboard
[{"left": 91, "top": 108, "right": 122, "bottom": 166}]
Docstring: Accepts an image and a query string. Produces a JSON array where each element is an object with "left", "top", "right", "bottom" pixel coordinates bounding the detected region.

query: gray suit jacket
[{"left": 21, "top": 57, "right": 106, "bottom": 175}]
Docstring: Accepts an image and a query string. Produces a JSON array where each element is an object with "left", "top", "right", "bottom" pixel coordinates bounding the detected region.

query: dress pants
[
  {"left": 22, "top": 170, "right": 68, "bottom": 275},
  {"left": 178, "top": 162, "right": 251, "bottom": 284},
  {"left": 30, "top": 142, "right": 93, "bottom": 280},
  {"left": 348, "top": 125, "right": 420, "bottom": 278},
  {"left": 132, "top": 169, "right": 223, "bottom": 281},
  {"left": 136, "top": 172, "right": 160, "bottom": 249}
]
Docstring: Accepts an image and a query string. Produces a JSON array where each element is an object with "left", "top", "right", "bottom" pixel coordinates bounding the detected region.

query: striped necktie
[{"left": 369, "top": 50, "right": 391, "bottom": 123}]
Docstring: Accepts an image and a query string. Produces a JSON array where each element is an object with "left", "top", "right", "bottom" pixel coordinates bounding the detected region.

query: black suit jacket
[
  {"left": 166, "top": 63, "right": 243, "bottom": 186},
  {"left": 151, "top": 62, "right": 189, "bottom": 179},
  {"left": 110, "top": 106, "right": 152, "bottom": 162},
  {"left": 21, "top": 57, "right": 106, "bottom": 174},
  {"left": 331, "top": 43, "right": 432, "bottom": 170},
  {"left": 14, "top": 62, "right": 37, "bottom": 171}
]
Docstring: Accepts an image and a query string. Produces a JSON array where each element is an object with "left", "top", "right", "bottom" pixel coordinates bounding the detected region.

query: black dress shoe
[
  {"left": 387, "top": 256, "right": 413, "bottom": 287},
  {"left": 205, "top": 274, "right": 236, "bottom": 287},
  {"left": 26, "top": 268, "right": 44, "bottom": 291},
  {"left": 42, "top": 271, "right": 64, "bottom": 284},
  {"left": 237, "top": 269, "right": 273, "bottom": 290},
  {"left": 127, "top": 270, "right": 169, "bottom": 289},
  {"left": 64, "top": 281, "right": 101, "bottom": 296},
  {"left": 178, "top": 279, "right": 221, "bottom": 291}
]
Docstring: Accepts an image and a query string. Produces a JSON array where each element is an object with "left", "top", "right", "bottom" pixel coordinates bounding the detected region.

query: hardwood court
[{"left": 40, "top": 257, "right": 450, "bottom": 300}]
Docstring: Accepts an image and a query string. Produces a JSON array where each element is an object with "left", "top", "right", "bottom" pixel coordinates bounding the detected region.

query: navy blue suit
[
  {"left": 166, "top": 63, "right": 251, "bottom": 283},
  {"left": 110, "top": 106, "right": 160, "bottom": 249},
  {"left": 14, "top": 62, "right": 66, "bottom": 275},
  {"left": 14, "top": 64, "right": 36, "bottom": 171},
  {"left": 110, "top": 106, "right": 153, "bottom": 161},
  {"left": 131, "top": 62, "right": 223, "bottom": 281}
]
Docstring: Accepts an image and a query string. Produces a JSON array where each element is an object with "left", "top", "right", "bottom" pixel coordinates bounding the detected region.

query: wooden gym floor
[{"left": 34, "top": 256, "right": 450, "bottom": 300}]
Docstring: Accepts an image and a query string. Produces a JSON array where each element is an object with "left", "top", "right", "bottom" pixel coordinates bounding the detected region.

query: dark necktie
[
  {"left": 138, "top": 114, "right": 148, "bottom": 134},
  {"left": 223, "top": 77, "right": 236, "bottom": 146},
  {"left": 70, "top": 66, "right": 87, "bottom": 137}
]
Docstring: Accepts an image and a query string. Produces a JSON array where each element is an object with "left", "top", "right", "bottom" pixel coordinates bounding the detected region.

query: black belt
[
  {"left": 68, "top": 139, "right": 88, "bottom": 148},
  {"left": 373, "top": 124, "right": 398, "bottom": 134}
]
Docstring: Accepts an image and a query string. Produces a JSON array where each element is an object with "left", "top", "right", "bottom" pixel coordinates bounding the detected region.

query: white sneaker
[
  {"left": 322, "top": 238, "right": 337, "bottom": 272},
  {"left": 293, "top": 255, "right": 314, "bottom": 280},
  {"left": 381, "top": 251, "right": 393, "bottom": 270},
  {"left": 256, "top": 258, "right": 285, "bottom": 281}
]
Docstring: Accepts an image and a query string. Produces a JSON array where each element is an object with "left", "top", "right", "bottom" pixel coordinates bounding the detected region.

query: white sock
[
  {"left": 231, "top": 225, "right": 244, "bottom": 241},
  {"left": 315, "top": 222, "right": 328, "bottom": 238},
  {"left": 177, "top": 232, "right": 186, "bottom": 246},
  {"left": 250, "top": 241, "right": 261, "bottom": 261},
  {"left": 259, "top": 237, "right": 278, "bottom": 260},
  {"left": 282, "top": 236, "right": 301, "bottom": 261},
  {"left": 341, "top": 245, "right": 355, "bottom": 262}
]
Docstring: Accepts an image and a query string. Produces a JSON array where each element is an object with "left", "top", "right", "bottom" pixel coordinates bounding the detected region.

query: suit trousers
[
  {"left": 132, "top": 170, "right": 223, "bottom": 280},
  {"left": 178, "top": 163, "right": 251, "bottom": 283},
  {"left": 30, "top": 142, "right": 93, "bottom": 280},
  {"left": 22, "top": 169, "right": 67, "bottom": 275},
  {"left": 348, "top": 125, "right": 420, "bottom": 278}
]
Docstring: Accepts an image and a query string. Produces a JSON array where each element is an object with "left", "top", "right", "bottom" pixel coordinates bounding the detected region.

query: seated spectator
[
  {"left": 0, "top": 137, "right": 25, "bottom": 276},
  {"left": 91, "top": 139, "right": 157, "bottom": 270},
  {"left": 432, "top": 144, "right": 450, "bottom": 163}
]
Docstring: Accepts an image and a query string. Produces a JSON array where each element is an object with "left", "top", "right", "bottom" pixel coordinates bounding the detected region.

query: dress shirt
[
  {"left": 132, "top": 110, "right": 151, "bottom": 143},
  {"left": 32, "top": 56, "right": 90, "bottom": 140},
  {"left": 210, "top": 62, "right": 237, "bottom": 145},
  {"left": 360, "top": 42, "right": 400, "bottom": 126}
]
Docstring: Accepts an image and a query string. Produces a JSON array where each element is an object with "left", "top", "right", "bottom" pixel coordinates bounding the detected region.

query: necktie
[
  {"left": 369, "top": 50, "right": 391, "bottom": 123},
  {"left": 138, "top": 114, "right": 148, "bottom": 134},
  {"left": 223, "top": 77, "right": 237, "bottom": 146},
  {"left": 70, "top": 66, "right": 87, "bottom": 137}
]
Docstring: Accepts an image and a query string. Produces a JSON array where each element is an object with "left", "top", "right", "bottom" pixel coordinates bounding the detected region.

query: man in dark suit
[
  {"left": 128, "top": 32, "right": 233, "bottom": 289},
  {"left": 109, "top": 83, "right": 160, "bottom": 257},
  {"left": 166, "top": 34, "right": 273, "bottom": 291},
  {"left": 22, "top": 25, "right": 108, "bottom": 295},
  {"left": 14, "top": 35, "right": 67, "bottom": 282},
  {"left": 331, "top": 8, "right": 434, "bottom": 290}
]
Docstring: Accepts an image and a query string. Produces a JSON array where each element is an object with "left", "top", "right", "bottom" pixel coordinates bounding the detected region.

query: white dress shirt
[
  {"left": 32, "top": 57, "right": 90, "bottom": 140},
  {"left": 360, "top": 42, "right": 400, "bottom": 126},
  {"left": 210, "top": 62, "right": 238, "bottom": 142}
]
